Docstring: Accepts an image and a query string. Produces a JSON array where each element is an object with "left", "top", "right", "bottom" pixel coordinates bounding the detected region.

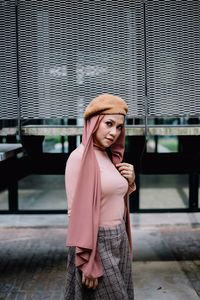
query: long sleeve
[
  {"left": 65, "top": 146, "right": 83, "bottom": 216},
  {"left": 127, "top": 182, "right": 136, "bottom": 196}
]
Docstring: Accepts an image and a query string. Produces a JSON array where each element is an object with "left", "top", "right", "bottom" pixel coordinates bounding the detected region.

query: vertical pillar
[
  {"left": 189, "top": 172, "right": 199, "bottom": 211},
  {"left": 8, "top": 181, "right": 18, "bottom": 213},
  {"left": 125, "top": 119, "right": 146, "bottom": 212},
  {"left": 179, "top": 135, "right": 200, "bottom": 211},
  {"left": 67, "top": 119, "right": 77, "bottom": 153}
]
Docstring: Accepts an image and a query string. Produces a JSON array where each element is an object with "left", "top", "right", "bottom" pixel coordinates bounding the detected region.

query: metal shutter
[
  {"left": 0, "top": 0, "right": 18, "bottom": 119},
  {"left": 18, "top": 0, "right": 145, "bottom": 119},
  {"left": 146, "top": 0, "right": 200, "bottom": 117}
]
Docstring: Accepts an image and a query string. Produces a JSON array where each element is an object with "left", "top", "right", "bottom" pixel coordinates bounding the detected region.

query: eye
[
  {"left": 117, "top": 125, "right": 124, "bottom": 131},
  {"left": 105, "top": 121, "right": 113, "bottom": 127}
]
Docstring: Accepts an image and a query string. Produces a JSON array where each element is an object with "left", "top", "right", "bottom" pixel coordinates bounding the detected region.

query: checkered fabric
[{"left": 64, "top": 222, "right": 134, "bottom": 300}]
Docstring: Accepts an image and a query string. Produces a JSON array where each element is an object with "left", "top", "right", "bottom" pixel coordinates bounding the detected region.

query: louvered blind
[
  {"left": 146, "top": 1, "right": 200, "bottom": 117},
  {"left": 0, "top": 0, "right": 18, "bottom": 119},
  {"left": 1, "top": 0, "right": 200, "bottom": 121},
  {"left": 18, "top": 0, "right": 145, "bottom": 119}
]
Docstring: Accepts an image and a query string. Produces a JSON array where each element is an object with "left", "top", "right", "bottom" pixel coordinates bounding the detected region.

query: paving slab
[
  {"left": 134, "top": 261, "right": 199, "bottom": 300},
  {"left": 0, "top": 214, "right": 199, "bottom": 299}
]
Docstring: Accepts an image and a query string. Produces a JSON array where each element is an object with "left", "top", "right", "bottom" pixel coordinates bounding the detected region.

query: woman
[{"left": 65, "top": 93, "right": 136, "bottom": 299}]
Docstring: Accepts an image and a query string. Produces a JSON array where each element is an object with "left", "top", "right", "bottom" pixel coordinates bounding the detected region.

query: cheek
[
  {"left": 94, "top": 132, "right": 99, "bottom": 141},
  {"left": 116, "top": 130, "right": 122, "bottom": 138},
  {"left": 94, "top": 128, "right": 103, "bottom": 142},
  {"left": 98, "top": 124, "right": 107, "bottom": 136},
  {"left": 112, "top": 131, "right": 122, "bottom": 143}
]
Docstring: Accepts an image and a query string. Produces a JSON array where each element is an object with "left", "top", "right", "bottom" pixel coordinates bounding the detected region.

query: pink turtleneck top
[{"left": 65, "top": 143, "right": 135, "bottom": 227}]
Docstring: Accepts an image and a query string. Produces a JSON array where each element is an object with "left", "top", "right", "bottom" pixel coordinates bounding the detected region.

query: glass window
[
  {"left": 18, "top": 175, "right": 66, "bottom": 211},
  {"left": 140, "top": 174, "right": 189, "bottom": 209},
  {"left": 0, "top": 189, "right": 9, "bottom": 210}
]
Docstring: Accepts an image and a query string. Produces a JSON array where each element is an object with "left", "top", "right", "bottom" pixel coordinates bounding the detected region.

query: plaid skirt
[{"left": 64, "top": 222, "right": 134, "bottom": 300}]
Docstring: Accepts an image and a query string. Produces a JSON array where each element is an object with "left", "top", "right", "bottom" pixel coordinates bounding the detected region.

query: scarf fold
[{"left": 67, "top": 115, "right": 130, "bottom": 278}]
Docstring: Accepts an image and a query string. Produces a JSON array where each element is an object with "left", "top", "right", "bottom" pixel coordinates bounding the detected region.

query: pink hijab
[{"left": 67, "top": 115, "right": 130, "bottom": 278}]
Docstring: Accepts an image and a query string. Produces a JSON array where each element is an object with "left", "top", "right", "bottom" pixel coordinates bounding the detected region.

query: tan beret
[{"left": 84, "top": 93, "right": 128, "bottom": 119}]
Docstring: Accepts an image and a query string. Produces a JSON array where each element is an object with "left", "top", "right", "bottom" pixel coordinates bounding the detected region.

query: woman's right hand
[{"left": 82, "top": 273, "right": 98, "bottom": 289}]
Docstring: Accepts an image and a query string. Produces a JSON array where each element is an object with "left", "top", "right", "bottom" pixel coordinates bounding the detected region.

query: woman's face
[{"left": 93, "top": 114, "right": 125, "bottom": 149}]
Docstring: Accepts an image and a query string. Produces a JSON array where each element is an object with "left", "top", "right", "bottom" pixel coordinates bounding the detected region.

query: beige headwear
[{"left": 84, "top": 93, "right": 128, "bottom": 119}]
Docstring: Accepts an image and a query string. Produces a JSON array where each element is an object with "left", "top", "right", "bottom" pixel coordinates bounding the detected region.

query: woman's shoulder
[{"left": 67, "top": 143, "right": 84, "bottom": 163}]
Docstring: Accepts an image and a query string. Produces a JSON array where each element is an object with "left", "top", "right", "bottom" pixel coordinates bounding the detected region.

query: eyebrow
[{"left": 106, "top": 119, "right": 124, "bottom": 126}]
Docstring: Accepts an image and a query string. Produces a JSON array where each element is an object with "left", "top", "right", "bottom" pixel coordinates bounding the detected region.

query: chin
[{"left": 104, "top": 144, "right": 112, "bottom": 149}]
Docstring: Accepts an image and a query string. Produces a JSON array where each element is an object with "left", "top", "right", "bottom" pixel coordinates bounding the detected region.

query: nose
[{"left": 109, "top": 126, "right": 117, "bottom": 136}]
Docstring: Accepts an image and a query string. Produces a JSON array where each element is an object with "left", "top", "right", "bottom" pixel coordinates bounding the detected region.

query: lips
[{"left": 105, "top": 138, "right": 114, "bottom": 143}]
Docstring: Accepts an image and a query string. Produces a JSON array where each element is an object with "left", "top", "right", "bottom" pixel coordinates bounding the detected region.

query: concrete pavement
[{"left": 0, "top": 213, "right": 199, "bottom": 299}]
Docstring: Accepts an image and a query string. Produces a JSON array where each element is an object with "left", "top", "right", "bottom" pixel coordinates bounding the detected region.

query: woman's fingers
[
  {"left": 116, "top": 163, "right": 134, "bottom": 171},
  {"left": 94, "top": 278, "right": 98, "bottom": 289},
  {"left": 82, "top": 273, "right": 85, "bottom": 284},
  {"left": 116, "top": 162, "right": 135, "bottom": 185},
  {"left": 85, "top": 278, "right": 89, "bottom": 286},
  {"left": 82, "top": 273, "right": 98, "bottom": 289},
  {"left": 88, "top": 280, "right": 94, "bottom": 289}
]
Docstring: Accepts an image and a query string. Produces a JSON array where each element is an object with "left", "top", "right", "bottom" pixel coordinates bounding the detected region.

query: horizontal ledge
[
  {"left": 21, "top": 125, "right": 200, "bottom": 136},
  {"left": 1, "top": 125, "right": 200, "bottom": 136},
  {"left": 0, "top": 128, "right": 17, "bottom": 135}
]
